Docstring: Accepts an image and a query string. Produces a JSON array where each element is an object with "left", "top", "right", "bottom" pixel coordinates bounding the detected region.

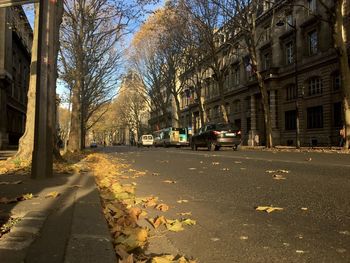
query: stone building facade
[
  {"left": 179, "top": 0, "right": 348, "bottom": 147},
  {"left": 0, "top": 5, "right": 32, "bottom": 149}
]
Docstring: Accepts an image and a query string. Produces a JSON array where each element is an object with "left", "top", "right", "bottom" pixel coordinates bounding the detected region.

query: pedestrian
[{"left": 339, "top": 125, "right": 345, "bottom": 147}]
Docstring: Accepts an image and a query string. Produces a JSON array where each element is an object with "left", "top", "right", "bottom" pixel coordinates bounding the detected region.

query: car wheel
[
  {"left": 214, "top": 145, "right": 221, "bottom": 151},
  {"left": 232, "top": 144, "right": 238, "bottom": 151},
  {"left": 207, "top": 141, "right": 215, "bottom": 151}
]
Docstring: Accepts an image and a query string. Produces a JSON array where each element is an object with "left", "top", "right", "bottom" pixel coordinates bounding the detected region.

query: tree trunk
[
  {"left": 68, "top": 82, "right": 81, "bottom": 152},
  {"left": 256, "top": 71, "right": 273, "bottom": 148},
  {"left": 334, "top": 0, "right": 350, "bottom": 149},
  {"left": 14, "top": 3, "right": 39, "bottom": 161}
]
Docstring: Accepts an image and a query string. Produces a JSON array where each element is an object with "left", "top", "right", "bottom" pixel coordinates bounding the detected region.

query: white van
[{"left": 138, "top": 135, "right": 154, "bottom": 147}]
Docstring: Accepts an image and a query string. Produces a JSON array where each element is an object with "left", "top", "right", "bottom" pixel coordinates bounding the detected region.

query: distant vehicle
[
  {"left": 191, "top": 123, "right": 241, "bottom": 151},
  {"left": 138, "top": 135, "right": 154, "bottom": 147},
  {"left": 153, "top": 127, "right": 189, "bottom": 147},
  {"left": 90, "top": 141, "right": 97, "bottom": 148}
]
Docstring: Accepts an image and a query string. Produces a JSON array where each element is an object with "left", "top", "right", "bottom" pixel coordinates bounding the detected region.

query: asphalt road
[{"left": 103, "top": 146, "right": 350, "bottom": 263}]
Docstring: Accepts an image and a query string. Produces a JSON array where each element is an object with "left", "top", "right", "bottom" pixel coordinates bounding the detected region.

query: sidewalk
[{"left": 0, "top": 167, "right": 116, "bottom": 262}]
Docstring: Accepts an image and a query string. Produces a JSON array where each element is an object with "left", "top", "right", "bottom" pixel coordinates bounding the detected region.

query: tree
[
  {"left": 14, "top": 3, "right": 39, "bottom": 160},
  {"left": 317, "top": 0, "right": 350, "bottom": 149},
  {"left": 60, "top": 0, "right": 131, "bottom": 151},
  {"left": 184, "top": 0, "right": 232, "bottom": 124},
  {"left": 212, "top": 0, "right": 274, "bottom": 147},
  {"left": 131, "top": 12, "right": 173, "bottom": 129}
]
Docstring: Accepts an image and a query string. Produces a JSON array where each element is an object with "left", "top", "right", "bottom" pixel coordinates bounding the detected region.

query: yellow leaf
[
  {"left": 255, "top": 206, "right": 284, "bottom": 213},
  {"left": 151, "top": 255, "right": 175, "bottom": 263},
  {"left": 148, "top": 216, "right": 166, "bottom": 229},
  {"left": 272, "top": 174, "right": 286, "bottom": 180},
  {"left": 177, "top": 200, "right": 189, "bottom": 204},
  {"left": 45, "top": 191, "right": 60, "bottom": 198},
  {"left": 177, "top": 212, "right": 192, "bottom": 216},
  {"left": 163, "top": 180, "right": 176, "bottom": 184},
  {"left": 166, "top": 219, "right": 184, "bottom": 232},
  {"left": 22, "top": 193, "right": 34, "bottom": 200},
  {"left": 181, "top": 219, "right": 196, "bottom": 226}
]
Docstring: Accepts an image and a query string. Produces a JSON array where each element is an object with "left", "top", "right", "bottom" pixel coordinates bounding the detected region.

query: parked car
[
  {"left": 191, "top": 123, "right": 241, "bottom": 151},
  {"left": 90, "top": 141, "right": 97, "bottom": 148},
  {"left": 138, "top": 135, "right": 154, "bottom": 147}
]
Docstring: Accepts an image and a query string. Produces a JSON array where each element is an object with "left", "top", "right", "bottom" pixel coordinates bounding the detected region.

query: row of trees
[
  {"left": 14, "top": 0, "right": 158, "bottom": 163},
  {"left": 130, "top": 0, "right": 350, "bottom": 149}
]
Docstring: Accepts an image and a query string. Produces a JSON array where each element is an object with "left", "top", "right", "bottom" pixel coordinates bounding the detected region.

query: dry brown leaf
[
  {"left": 129, "top": 207, "right": 142, "bottom": 221},
  {"left": 177, "top": 199, "right": 189, "bottom": 204},
  {"left": 155, "top": 203, "right": 169, "bottom": 212},
  {"left": 148, "top": 216, "right": 167, "bottom": 229}
]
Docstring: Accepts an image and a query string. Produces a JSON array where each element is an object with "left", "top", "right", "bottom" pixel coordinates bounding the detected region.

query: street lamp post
[{"left": 277, "top": 18, "right": 301, "bottom": 148}]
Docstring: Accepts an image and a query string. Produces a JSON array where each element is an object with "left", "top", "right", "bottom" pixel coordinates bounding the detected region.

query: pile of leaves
[{"left": 85, "top": 153, "right": 196, "bottom": 263}]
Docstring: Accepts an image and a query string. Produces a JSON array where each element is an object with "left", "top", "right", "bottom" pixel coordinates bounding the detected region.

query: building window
[
  {"left": 263, "top": 26, "right": 270, "bottom": 42},
  {"left": 307, "top": 0, "right": 316, "bottom": 13},
  {"left": 286, "top": 14, "right": 294, "bottom": 29},
  {"left": 308, "top": 77, "right": 322, "bottom": 95},
  {"left": 333, "top": 102, "right": 342, "bottom": 127},
  {"left": 307, "top": 106, "right": 323, "bottom": 129},
  {"left": 286, "top": 85, "right": 297, "bottom": 100},
  {"left": 262, "top": 52, "right": 271, "bottom": 70},
  {"left": 226, "top": 103, "right": 231, "bottom": 115},
  {"left": 234, "top": 67, "right": 240, "bottom": 85},
  {"left": 286, "top": 41, "right": 294, "bottom": 64},
  {"left": 333, "top": 73, "right": 341, "bottom": 91},
  {"left": 285, "top": 110, "right": 297, "bottom": 130},
  {"left": 214, "top": 105, "right": 220, "bottom": 117},
  {"left": 308, "top": 30, "right": 318, "bottom": 55}
]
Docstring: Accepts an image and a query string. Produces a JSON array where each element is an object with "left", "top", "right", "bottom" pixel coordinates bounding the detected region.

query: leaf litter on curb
[{"left": 85, "top": 153, "right": 195, "bottom": 261}]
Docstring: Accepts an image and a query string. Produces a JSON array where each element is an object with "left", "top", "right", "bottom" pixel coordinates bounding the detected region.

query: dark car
[{"left": 191, "top": 123, "right": 241, "bottom": 151}]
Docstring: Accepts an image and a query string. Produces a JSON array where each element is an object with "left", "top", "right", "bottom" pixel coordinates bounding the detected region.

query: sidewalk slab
[{"left": 0, "top": 170, "right": 116, "bottom": 263}]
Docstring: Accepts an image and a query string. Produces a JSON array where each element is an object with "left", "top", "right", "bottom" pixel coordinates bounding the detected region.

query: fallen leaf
[
  {"left": 339, "top": 230, "right": 350, "bottom": 236},
  {"left": 120, "top": 176, "right": 129, "bottom": 179},
  {"left": 45, "top": 191, "right": 61, "bottom": 198},
  {"left": 239, "top": 236, "right": 248, "bottom": 240},
  {"left": 163, "top": 180, "right": 176, "bottom": 184},
  {"left": 221, "top": 168, "right": 230, "bottom": 171},
  {"left": 188, "top": 168, "right": 197, "bottom": 170},
  {"left": 148, "top": 216, "right": 167, "bottom": 229},
  {"left": 212, "top": 162, "right": 220, "bottom": 165},
  {"left": 177, "top": 212, "right": 192, "bottom": 216},
  {"left": 210, "top": 237, "right": 220, "bottom": 242},
  {"left": 305, "top": 158, "right": 312, "bottom": 161},
  {"left": 296, "top": 250, "right": 307, "bottom": 254},
  {"left": 22, "top": 193, "right": 34, "bottom": 200},
  {"left": 151, "top": 255, "right": 175, "bottom": 263},
  {"left": 301, "top": 207, "right": 308, "bottom": 211},
  {"left": 255, "top": 206, "right": 284, "bottom": 213},
  {"left": 273, "top": 174, "right": 286, "bottom": 180},
  {"left": 181, "top": 218, "right": 196, "bottom": 226},
  {"left": 177, "top": 199, "right": 189, "bottom": 204},
  {"left": 166, "top": 219, "right": 184, "bottom": 232},
  {"left": 152, "top": 172, "right": 160, "bottom": 176},
  {"left": 155, "top": 203, "right": 169, "bottom": 212},
  {"left": 234, "top": 161, "right": 242, "bottom": 164}
]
